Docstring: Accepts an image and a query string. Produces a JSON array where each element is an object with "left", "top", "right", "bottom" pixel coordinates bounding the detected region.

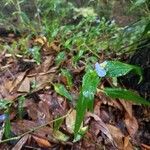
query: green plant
[{"left": 74, "top": 60, "right": 150, "bottom": 138}]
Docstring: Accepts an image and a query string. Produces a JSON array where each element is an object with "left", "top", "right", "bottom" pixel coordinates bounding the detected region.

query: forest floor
[{"left": 0, "top": 28, "right": 150, "bottom": 150}]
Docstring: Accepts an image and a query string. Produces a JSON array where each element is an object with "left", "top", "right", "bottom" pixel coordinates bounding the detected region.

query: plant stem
[{"left": 0, "top": 109, "right": 72, "bottom": 144}]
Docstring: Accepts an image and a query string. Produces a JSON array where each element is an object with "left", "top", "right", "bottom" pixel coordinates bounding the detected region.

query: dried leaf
[
  {"left": 124, "top": 113, "right": 139, "bottom": 137},
  {"left": 107, "top": 124, "right": 124, "bottom": 149},
  {"left": 66, "top": 109, "right": 76, "bottom": 133},
  {"left": 11, "top": 120, "right": 53, "bottom": 138},
  {"left": 54, "top": 83, "right": 72, "bottom": 101},
  {"left": 123, "top": 136, "right": 133, "bottom": 150},
  {"left": 32, "top": 135, "right": 51, "bottom": 148},
  {"left": 53, "top": 130, "right": 69, "bottom": 142},
  {"left": 12, "top": 134, "right": 29, "bottom": 150},
  {"left": 9, "top": 72, "right": 27, "bottom": 93},
  {"left": 88, "top": 113, "right": 116, "bottom": 147},
  {"left": 18, "top": 77, "right": 30, "bottom": 93}
]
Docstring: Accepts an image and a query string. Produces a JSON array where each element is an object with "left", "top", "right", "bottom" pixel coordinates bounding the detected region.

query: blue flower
[
  {"left": 95, "top": 62, "right": 107, "bottom": 77},
  {"left": 0, "top": 114, "right": 8, "bottom": 122}
]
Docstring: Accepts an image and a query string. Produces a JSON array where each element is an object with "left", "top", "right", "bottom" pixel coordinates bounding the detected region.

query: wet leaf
[
  {"left": 105, "top": 61, "right": 142, "bottom": 81},
  {"left": 74, "top": 70, "right": 100, "bottom": 136},
  {"left": 74, "top": 92, "right": 87, "bottom": 137},
  {"left": 54, "top": 83, "right": 73, "bottom": 101},
  {"left": 103, "top": 88, "right": 150, "bottom": 105},
  {"left": 82, "top": 70, "right": 100, "bottom": 111}
]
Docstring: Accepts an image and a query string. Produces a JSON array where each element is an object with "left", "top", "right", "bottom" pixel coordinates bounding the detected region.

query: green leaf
[
  {"left": 133, "top": 0, "right": 146, "bottom": 7},
  {"left": 103, "top": 88, "right": 150, "bottom": 106},
  {"left": 61, "top": 69, "right": 73, "bottom": 88},
  {"left": 105, "top": 61, "right": 143, "bottom": 81},
  {"left": 4, "top": 111, "right": 11, "bottom": 139},
  {"left": 82, "top": 70, "right": 100, "bottom": 111},
  {"left": 29, "top": 46, "right": 41, "bottom": 65},
  {"left": 0, "top": 99, "right": 12, "bottom": 110},
  {"left": 142, "top": 21, "right": 150, "bottom": 36},
  {"left": 55, "top": 51, "right": 66, "bottom": 65},
  {"left": 54, "top": 117, "right": 64, "bottom": 131},
  {"left": 74, "top": 92, "right": 87, "bottom": 136},
  {"left": 54, "top": 83, "right": 72, "bottom": 101},
  {"left": 53, "top": 130, "right": 69, "bottom": 142},
  {"left": 74, "top": 70, "right": 100, "bottom": 136},
  {"left": 18, "top": 96, "right": 25, "bottom": 119}
]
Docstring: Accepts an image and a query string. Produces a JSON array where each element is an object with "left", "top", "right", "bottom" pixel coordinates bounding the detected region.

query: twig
[
  {"left": 0, "top": 109, "right": 72, "bottom": 144},
  {"left": 84, "top": 44, "right": 101, "bottom": 59}
]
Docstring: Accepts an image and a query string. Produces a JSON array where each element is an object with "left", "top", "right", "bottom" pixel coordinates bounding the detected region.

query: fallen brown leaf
[
  {"left": 123, "top": 136, "right": 133, "bottom": 150},
  {"left": 9, "top": 72, "right": 27, "bottom": 93},
  {"left": 32, "top": 135, "right": 51, "bottom": 148},
  {"left": 12, "top": 134, "right": 30, "bottom": 150},
  {"left": 87, "top": 113, "right": 117, "bottom": 148},
  {"left": 124, "top": 113, "right": 139, "bottom": 137},
  {"left": 107, "top": 124, "right": 124, "bottom": 149},
  {"left": 18, "top": 77, "right": 30, "bottom": 93}
]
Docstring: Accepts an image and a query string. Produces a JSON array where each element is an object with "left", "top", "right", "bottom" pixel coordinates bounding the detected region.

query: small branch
[{"left": 0, "top": 109, "right": 72, "bottom": 144}]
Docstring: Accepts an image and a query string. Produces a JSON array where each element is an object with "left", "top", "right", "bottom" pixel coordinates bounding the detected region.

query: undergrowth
[{"left": 0, "top": 0, "right": 150, "bottom": 142}]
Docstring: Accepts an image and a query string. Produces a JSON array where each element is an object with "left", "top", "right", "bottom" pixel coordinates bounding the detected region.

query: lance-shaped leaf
[
  {"left": 74, "top": 70, "right": 100, "bottom": 136},
  {"left": 54, "top": 83, "right": 72, "bottom": 101},
  {"left": 82, "top": 70, "right": 100, "bottom": 111},
  {"left": 105, "top": 61, "right": 143, "bottom": 82},
  {"left": 103, "top": 88, "right": 150, "bottom": 106}
]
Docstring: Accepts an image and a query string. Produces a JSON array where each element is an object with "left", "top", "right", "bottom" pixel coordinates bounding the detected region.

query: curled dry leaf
[
  {"left": 87, "top": 113, "right": 117, "bottom": 148},
  {"left": 32, "top": 135, "right": 51, "bottom": 148},
  {"left": 124, "top": 113, "right": 139, "bottom": 137}
]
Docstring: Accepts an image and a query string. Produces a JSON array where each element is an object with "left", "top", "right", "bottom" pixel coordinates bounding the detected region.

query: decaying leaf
[
  {"left": 66, "top": 109, "right": 76, "bottom": 134},
  {"left": 107, "top": 124, "right": 124, "bottom": 149},
  {"left": 53, "top": 130, "right": 69, "bottom": 142},
  {"left": 12, "top": 134, "right": 30, "bottom": 150},
  {"left": 32, "top": 135, "right": 51, "bottom": 148},
  {"left": 88, "top": 113, "right": 117, "bottom": 147},
  {"left": 124, "top": 113, "right": 139, "bottom": 137}
]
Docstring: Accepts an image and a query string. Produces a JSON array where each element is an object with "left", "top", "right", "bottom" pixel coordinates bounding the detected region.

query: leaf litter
[{"left": 0, "top": 32, "right": 149, "bottom": 150}]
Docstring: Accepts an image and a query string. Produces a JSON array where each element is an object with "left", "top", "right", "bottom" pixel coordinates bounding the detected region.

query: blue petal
[
  {"left": 0, "top": 114, "right": 8, "bottom": 122},
  {"left": 95, "top": 62, "right": 106, "bottom": 77}
]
